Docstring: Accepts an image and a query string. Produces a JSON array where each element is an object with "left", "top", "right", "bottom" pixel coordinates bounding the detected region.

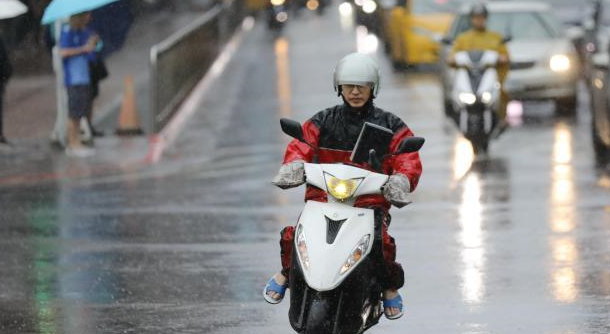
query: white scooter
[
  {"left": 278, "top": 119, "right": 424, "bottom": 334},
  {"left": 451, "top": 50, "right": 502, "bottom": 154}
]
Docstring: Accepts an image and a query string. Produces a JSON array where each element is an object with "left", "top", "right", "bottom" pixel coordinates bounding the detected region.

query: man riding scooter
[
  {"left": 263, "top": 53, "right": 423, "bottom": 320},
  {"left": 449, "top": 2, "right": 510, "bottom": 135}
]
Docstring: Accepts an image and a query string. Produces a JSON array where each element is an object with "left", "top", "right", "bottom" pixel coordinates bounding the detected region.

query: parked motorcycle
[
  {"left": 267, "top": 0, "right": 289, "bottom": 31},
  {"left": 278, "top": 118, "right": 424, "bottom": 334},
  {"left": 451, "top": 50, "right": 501, "bottom": 154}
]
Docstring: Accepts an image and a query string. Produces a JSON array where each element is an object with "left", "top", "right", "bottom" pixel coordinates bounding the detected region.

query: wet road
[{"left": 2, "top": 5, "right": 610, "bottom": 334}]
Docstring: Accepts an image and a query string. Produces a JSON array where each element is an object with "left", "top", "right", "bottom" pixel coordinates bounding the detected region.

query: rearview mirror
[
  {"left": 593, "top": 52, "right": 610, "bottom": 70},
  {"left": 280, "top": 118, "right": 305, "bottom": 142},
  {"left": 583, "top": 18, "right": 595, "bottom": 32},
  {"left": 565, "top": 26, "right": 584, "bottom": 42},
  {"left": 591, "top": 52, "right": 610, "bottom": 70},
  {"left": 396, "top": 137, "right": 425, "bottom": 154},
  {"left": 441, "top": 37, "right": 453, "bottom": 45}
]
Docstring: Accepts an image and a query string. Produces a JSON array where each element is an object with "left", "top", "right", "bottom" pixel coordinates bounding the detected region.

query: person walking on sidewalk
[
  {"left": 0, "top": 35, "right": 12, "bottom": 145},
  {"left": 59, "top": 12, "right": 99, "bottom": 157}
]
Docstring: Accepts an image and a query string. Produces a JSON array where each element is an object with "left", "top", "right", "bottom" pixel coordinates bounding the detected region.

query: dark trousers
[{"left": 0, "top": 84, "right": 4, "bottom": 137}]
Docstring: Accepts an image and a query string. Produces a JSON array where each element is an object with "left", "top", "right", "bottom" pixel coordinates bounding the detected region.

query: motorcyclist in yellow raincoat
[{"left": 449, "top": 3, "right": 510, "bottom": 133}]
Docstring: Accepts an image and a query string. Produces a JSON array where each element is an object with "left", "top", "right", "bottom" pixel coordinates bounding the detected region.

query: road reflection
[
  {"left": 459, "top": 173, "right": 486, "bottom": 304},
  {"left": 27, "top": 204, "right": 60, "bottom": 334},
  {"left": 274, "top": 37, "right": 292, "bottom": 118},
  {"left": 356, "top": 26, "right": 378, "bottom": 54},
  {"left": 550, "top": 122, "right": 579, "bottom": 303},
  {"left": 338, "top": 2, "right": 354, "bottom": 30},
  {"left": 453, "top": 136, "right": 475, "bottom": 181}
]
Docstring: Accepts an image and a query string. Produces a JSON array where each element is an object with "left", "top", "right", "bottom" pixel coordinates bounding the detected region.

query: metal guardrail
[{"left": 150, "top": 0, "right": 245, "bottom": 133}]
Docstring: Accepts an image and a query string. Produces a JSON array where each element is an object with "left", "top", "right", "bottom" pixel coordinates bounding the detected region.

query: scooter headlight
[
  {"left": 324, "top": 173, "right": 362, "bottom": 201},
  {"left": 458, "top": 92, "right": 477, "bottom": 105},
  {"left": 340, "top": 234, "right": 370, "bottom": 275},
  {"left": 271, "top": 0, "right": 285, "bottom": 5},
  {"left": 296, "top": 225, "right": 310, "bottom": 271},
  {"left": 480, "top": 91, "right": 493, "bottom": 104}
]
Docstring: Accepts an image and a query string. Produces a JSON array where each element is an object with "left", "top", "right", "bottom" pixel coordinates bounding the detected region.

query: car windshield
[
  {"left": 505, "top": 0, "right": 590, "bottom": 24},
  {"left": 601, "top": 0, "right": 610, "bottom": 26},
  {"left": 452, "top": 12, "right": 563, "bottom": 40},
  {"left": 411, "top": 0, "right": 466, "bottom": 15}
]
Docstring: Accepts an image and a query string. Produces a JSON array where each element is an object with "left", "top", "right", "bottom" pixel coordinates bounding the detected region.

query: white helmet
[{"left": 333, "top": 53, "right": 381, "bottom": 97}]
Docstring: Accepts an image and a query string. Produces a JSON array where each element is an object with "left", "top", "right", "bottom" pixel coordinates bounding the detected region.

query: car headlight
[
  {"left": 296, "top": 225, "right": 310, "bottom": 271},
  {"left": 338, "top": 2, "right": 353, "bottom": 15},
  {"left": 550, "top": 54, "right": 570, "bottom": 72},
  {"left": 340, "top": 234, "right": 370, "bottom": 275},
  {"left": 271, "top": 0, "right": 285, "bottom": 5},
  {"left": 325, "top": 173, "right": 362, "bottom": 201},
  {"left": 481, "top": 91, "right": 493, "bottom": 104},
  {"left": 458, "top": 92, "right": 477, "bottom": 105},
  {"left": 362, "top": 0, "right": 377, "bottom": 13}
]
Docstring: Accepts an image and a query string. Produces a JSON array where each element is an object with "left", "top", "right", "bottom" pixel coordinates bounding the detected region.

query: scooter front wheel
[
  {"left": 304, "top": 296, "right": 332, "bottom": 334},
  {"left": 470, "top": 136, "right": 489, "bottom": 155}
]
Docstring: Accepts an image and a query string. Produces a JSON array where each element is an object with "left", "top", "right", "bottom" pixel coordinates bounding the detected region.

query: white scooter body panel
[
  {"left": 296, "top": 201, "right": 375, "bottom": 291},
  {"left": 452, "top": 51, "right": 500, "bottom": 106},
  {"left": 453, "top": 52, "right": 473, "bottom": 100}
]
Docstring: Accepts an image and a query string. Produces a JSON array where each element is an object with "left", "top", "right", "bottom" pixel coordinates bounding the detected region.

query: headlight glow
[
  {"left": 296, "top": 225, "right": 310, "bottom": 271},
  {"left": 338, "top": 2, "right": 353, "bottom": 15},
  {"left": 271, "top": 0, "right": 285, "bottom": 5},
  {"left": 340, "top": 234, "right": 370, "bottom": 274},
  {"left": 325, "top": 173, "right": 361, "bottom": 201},
  {"left": 354, "top": 0, "right": 364, "bottom": 6},
  {"left": 550, "top": 54, "right": 570, "bottom": 72},
  {"left": 362, "top": 0, "right": 377, "bottom": 13},
  {"left": 481, "top": 91, "right": 493, "bottom": 104},
  {"left": 276, "top": 11, "right": 288, "bottom": 22},
  {"left": 306, "top": 0, "right": 319, "bottom": 10},
  {"left": 458, "top": 92, "right": 477, "bottom": 105}
]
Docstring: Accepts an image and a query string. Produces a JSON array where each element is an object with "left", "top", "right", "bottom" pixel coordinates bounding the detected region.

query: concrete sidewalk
[
  {"left": 2, "top": 7, "right": 206, "bottom": 142},
  {"left": 0, "top": 7, "right": 253, "bottom": 187}
]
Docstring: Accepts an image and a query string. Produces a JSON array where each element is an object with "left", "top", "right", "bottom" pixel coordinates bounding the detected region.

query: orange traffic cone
[{"left": 116, "top": 75, "right": 143, "bottom": 136}]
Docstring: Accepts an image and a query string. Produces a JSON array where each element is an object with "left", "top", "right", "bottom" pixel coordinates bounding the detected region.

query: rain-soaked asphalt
[{"left": 2, "top": 5, "right": 610, "bottom": 334}]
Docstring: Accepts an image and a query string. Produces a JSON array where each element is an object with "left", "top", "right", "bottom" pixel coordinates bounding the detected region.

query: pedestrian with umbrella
[
  {"left": 0, "top": 34, "right": 12, "bottom": 145},
  {"left": 0, "top": 0, "right": 28, "bottom": 145},
  {"left": 58, "top": 11, "right": 99, "bottom": 157},
  {"left": 41, "top": 0, "right": 120, "bottom": 153}
]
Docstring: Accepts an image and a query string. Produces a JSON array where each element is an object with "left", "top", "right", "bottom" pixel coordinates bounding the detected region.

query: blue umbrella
[{"left": 41, "top": 0, "right": 120, "bottom": 24}]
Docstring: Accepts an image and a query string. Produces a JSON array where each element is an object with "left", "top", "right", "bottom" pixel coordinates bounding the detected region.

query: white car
[{"left": 440, "top": 1, "right": 580, "bottom": 115}]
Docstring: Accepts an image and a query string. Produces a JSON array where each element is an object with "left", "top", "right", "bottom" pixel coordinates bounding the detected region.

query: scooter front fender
[{"left": 294, "top": 201, "right": 375, "bottom": 292}]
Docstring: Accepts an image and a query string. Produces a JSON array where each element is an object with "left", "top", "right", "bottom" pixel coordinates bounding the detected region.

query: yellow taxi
[
  {"left": 383, "top": 0, "right": 462, "bottom": 67},
  {"left": 246, "top": 0, "right": 270, "bottom": 12}
]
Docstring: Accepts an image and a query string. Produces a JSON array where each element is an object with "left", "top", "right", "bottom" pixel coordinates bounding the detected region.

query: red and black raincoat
[{"left": 279, "top": 103, "right": 423, "bottom": 290}]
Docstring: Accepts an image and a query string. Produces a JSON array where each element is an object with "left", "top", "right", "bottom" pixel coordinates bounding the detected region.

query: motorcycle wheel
[{"left": 469, "top": 136, "right": 489, "bottom": 155}]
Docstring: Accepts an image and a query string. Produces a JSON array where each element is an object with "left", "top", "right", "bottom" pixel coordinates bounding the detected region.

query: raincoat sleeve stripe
[{"left": 387, "top": 126, "right": 422, "bottom": 192}]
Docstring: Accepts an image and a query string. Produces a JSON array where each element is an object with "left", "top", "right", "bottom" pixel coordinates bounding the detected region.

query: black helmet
[{"left": 469, "top": 3, "right": 488, "bottom": 18}]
